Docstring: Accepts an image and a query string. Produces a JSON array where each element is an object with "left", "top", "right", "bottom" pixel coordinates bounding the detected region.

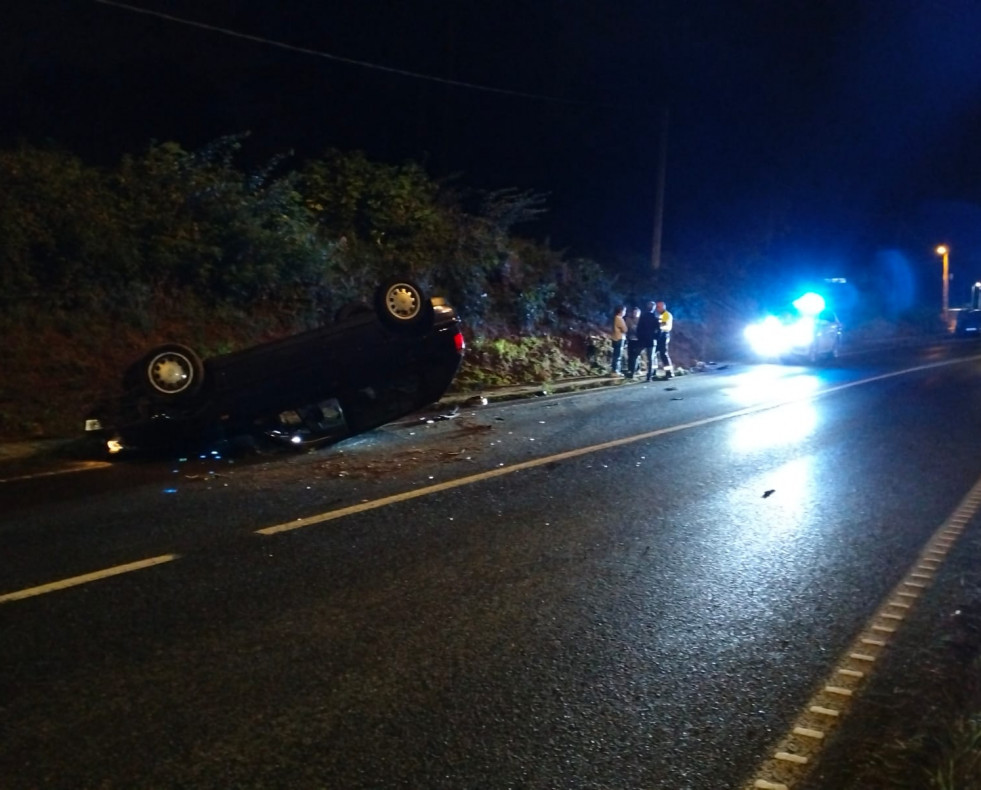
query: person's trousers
[
  {"left": 611, "top": 339, "right": 625, "bottom": 372},
  {"left": 656, "top": 332, "right": 672, "bottom": 368},
  {"left": 637, "top": 343, "right": 655, "bottom": 379},
  {"left": 626, "top": 340, "right": 641, "bottom": 376}
]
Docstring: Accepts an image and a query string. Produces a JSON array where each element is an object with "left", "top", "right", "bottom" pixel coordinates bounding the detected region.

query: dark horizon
[{"left": 3, "top": 1, "right": 981, "bottom": 295}]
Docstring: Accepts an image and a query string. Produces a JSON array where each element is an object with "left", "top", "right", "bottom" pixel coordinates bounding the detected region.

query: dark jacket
[{"left": 636, "top": 310, "right": 660, "bottom": 345}]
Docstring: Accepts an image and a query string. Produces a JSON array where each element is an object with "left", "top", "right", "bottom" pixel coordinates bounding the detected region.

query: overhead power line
[{"left": 95, "top": 0, "right": 611, "bottom": 107}]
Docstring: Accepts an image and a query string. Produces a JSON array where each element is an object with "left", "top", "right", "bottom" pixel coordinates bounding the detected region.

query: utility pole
[{"left": 651, "top": 106, "right": 669, "bottom": 271}]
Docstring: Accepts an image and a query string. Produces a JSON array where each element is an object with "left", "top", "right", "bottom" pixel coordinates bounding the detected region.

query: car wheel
[
  {"left": 334, "top": 301, "right": 373, "bottom": 322},
  {"left": 141, "top": 344, "right": 204, "bottom": 399},
  {"left": 374, "top": 278, "right": 434, "bottom": 332}
]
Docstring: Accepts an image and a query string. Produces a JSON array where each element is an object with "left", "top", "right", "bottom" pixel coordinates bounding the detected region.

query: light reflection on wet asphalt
[{"left": 3, "top": 345, "right": 981, "bottom": 788}]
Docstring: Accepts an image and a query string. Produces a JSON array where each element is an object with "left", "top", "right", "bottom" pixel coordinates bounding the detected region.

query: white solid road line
[
  {"left": 0, "top": 554, "right": 180, "bottom": 604},
  {"left": 256, "top": 404, "right": 772, "bottom": 535},
  {"left": 257, "top": 354, "right": 981, "bottom": 536}
]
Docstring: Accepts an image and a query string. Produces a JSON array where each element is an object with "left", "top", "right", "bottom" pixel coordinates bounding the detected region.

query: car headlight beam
[{"left": 745, "top": 316, "right": 792, "bottom": 357}]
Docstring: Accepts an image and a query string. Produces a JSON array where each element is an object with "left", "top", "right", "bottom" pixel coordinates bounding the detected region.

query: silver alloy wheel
[
  {"left": 383, "top": 283, "right": 421, "bottom": 321},
  {"left": 147, "top": 350, "right": 195, "bottom": 394}
]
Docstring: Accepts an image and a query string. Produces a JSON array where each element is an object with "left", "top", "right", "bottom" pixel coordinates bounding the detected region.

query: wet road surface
[{"left": 2, "top": 341, "right": 981, "bottom": 788}]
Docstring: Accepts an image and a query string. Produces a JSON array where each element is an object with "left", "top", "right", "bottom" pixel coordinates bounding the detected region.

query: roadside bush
[{"left": 0, "top": 136, "right": 682, "bottom": 441}]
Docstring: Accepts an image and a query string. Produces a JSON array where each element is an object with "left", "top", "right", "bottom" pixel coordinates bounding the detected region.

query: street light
[{"left": 936, "top": 245, "right": 950, "bottom": 324}]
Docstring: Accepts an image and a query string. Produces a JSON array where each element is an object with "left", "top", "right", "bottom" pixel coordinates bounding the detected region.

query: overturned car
[{"left": 85, "top": 278, "right": 465, "bottom": 454}]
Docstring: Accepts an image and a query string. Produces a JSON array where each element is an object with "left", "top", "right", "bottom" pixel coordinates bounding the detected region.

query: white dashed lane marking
[{"left": 0, "top": 554, "right": 180, "bottom": 603}]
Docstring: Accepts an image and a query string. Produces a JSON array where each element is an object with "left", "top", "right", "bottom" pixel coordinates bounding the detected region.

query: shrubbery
[{"left": 0, "top": 138, "right": 631, "bottom": 439}]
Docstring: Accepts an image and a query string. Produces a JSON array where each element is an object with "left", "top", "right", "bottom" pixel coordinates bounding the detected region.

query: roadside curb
[
  {"left": 438, "top": 374, "right": 626, "bottom": 407},
  {"left": 435, "top": 367, "right": 704, "bottom": 409}
]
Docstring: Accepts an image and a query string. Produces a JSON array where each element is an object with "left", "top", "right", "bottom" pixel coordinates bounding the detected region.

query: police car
[{"left": 744, "top": 292, "right": 842, "bottom": 363}]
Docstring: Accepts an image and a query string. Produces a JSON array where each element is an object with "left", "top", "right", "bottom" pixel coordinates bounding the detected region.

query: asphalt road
[{"left": 2, "top": 341, "right": 981, "bottom": 789}]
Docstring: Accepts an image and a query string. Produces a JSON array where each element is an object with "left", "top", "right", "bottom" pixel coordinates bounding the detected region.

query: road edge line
[{"left": 741, "top": 472, "right": 981, "bottom": 789}]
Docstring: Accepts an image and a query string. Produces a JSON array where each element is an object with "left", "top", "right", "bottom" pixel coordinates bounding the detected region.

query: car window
[{"left": 818, "top": 309, "right": 837, "bottom": 323}]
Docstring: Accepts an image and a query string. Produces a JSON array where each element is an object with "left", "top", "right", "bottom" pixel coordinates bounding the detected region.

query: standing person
[
  {"left": 634, "top": 301, "right": 660, "bottom": 381},
  {"left": 610, "top": 305, "right": 628, "bottom": 375},
  {"left": 624, "top": 306, "right": 641, "bottom": 378},
  {"left": 655, "top": 300, "right": 674, "bottom": 378}
]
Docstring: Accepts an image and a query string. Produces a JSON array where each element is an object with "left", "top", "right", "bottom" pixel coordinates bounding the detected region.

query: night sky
[{"left": 4, "top": 1, "right": 981, "bottom": 300}]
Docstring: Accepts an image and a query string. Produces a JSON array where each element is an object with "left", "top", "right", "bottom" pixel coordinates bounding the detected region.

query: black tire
[
  {"left": 374, "top": 278, "right": 434, "bottom": 333},
  {"left": 141, "top": 343, "right": 204, "bottom": 399},
  {"left": 334, "top": 301, "right": 374, "bottom": 323}
]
